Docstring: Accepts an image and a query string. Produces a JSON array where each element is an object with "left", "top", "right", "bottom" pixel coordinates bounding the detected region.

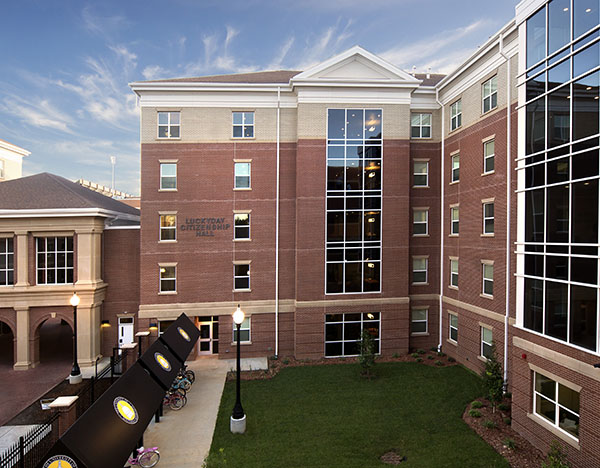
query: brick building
[{"left": 128, "top": 0, "right": 599, "bottom": 465}]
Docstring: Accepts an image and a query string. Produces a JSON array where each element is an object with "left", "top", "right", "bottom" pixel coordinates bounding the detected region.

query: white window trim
[
  {"left": 482, "top": 261, "right": 494, "bottom": 298},
  {"left": 36, "top": 236, "right": 74, "bottom": 285},
  {"left": 449, "top": 312, "right": 458, "bottom": 344},
  {"left": 159, "top": 263, "right": 177, "bottom": 294},
  {"left": 483, "top": 139, "right": 495, "bottom": 174},
  {"left": 234, "top": 161, "right": 252, "bottom": 190},
  {"left": 412, "top": 256, "right": 428, "bottom": 285},
  {"left": 159, "top": 213, "right": 177, "bottom": 242},
  {"left": 450, "top": 100, "right": 462, "bottom": 131},
  {"left": 480, "top": 326, "right": 493, "bottom": 360},
  {"left": 233, "top": 262, "right": 251, "bottom": 291},
  {"left": 449, "top": 257, "right": 459, "bottom": 289},
  {"left": 411, "top": 113, "right": 432, "bottom": 139},
  {"left": 233, "top": 212, "right": 251, "bottom": 241},
  {"left": 0, "top": 237, "right": 14, "bottom": 286},
  {"left": 232, "top": 111, "right": 255, "bottom": 139},
  {"left": 482, "top": 76, "right": 498, "bottom": 114},
  {"left": 411, "top": 307, "right": 428, "bottom": 335},
  {"left": 232, "top": 316, "right": 251, "bottom": 343},
  {"left": 159, "top": 162, "right": 178, "bottom": 191},
  {"left": 0, "top": 160, "right": 4, "bottom": 179},
  {"left": 451, "top": 154, "right": 460, "bottom": 183},
  {"left": 157, "top": 111, "right": 181, "bottom": 139},
  {"left": 413, "top": 160, "right": 429, "bottom": 187},
  {"left": 483, "top": 201, "right": 495, "bottom": 235},
  {"left": 324, "top": 312, "right": 381, "bottom": 358},
  {"left": 413, "top": 208, "right": 429, "bottom": 236},
  {"left": 450, "top": 206, "right": 459, "bottom": 236}
]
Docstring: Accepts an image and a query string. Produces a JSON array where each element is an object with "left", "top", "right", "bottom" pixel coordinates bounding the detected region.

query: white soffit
[
  {"left": 0, "top": 140, "right": 30, "bottom": 160},
  {"left": 516, "top": 0, "right": 546, "bottom": 26}
]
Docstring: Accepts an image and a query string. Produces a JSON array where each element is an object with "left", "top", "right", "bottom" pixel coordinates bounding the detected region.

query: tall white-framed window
[
  {"left": 449, "top": 258, "right": 458, "bottom": 288},
  {"left": 482, "top": 262, "right": 494, "bottom": 297},
  {"left": 325, "top": 312, "right": 380, "bottom": 357},
  {"left": 234, "top": 213, "right": 250, "bottom": 240},
  {"left": 483, "top": 139, "right": 495, "bottom": 174},
  {"left": 411, "top": 113, "right": 432, "bottom": 138},
  {"left": 413, "top": 160, "right": 429, "bottom": 187},
  {"left": 232, "top": 112, "right": 254, "bottom": 138},
  {"left": 413, "top": 209, "right": 428, "bottom": 236},
  {"left": 450, "top": 100, "right": 462, "bottom": 131},
  {"left": 160, "top": 163, "right": 177, "bottom": 190},
  {"left": 159, "top": 264, "right": 176, "bottom": 293},
  {"left": 533, "top": 371, "right": 580, "bottom": 441},
  {"left": 157, "top": 111, "right": 180, "bottom": 139},
  {"left": 411, "top": 308, "right": 428, "bottom": 334},
  {"left": 482, "top": 76, "right": 498, "bottom": 114},
  {"left": 481, "top": 326, "right": 493, "bottom": 359},
  {"left": 483, "top": 201, "right": 494, "bottom": 235},
  {"left": 412, "top": 257, "right": 428, "bottom": 284},
  {"left": 159, "top": 214, "right": 177, "bottom": 241},
  {"left": 233, "top": 263, "right": 250, "bottom": 291},
  {"left": 450, "top": 206, "right": 459, "bottom": 235},
  {"left": 0, "top": 160, "right": 4, "bottom": 179},
  {"left": 234, "top": 161, "right": 251, "bottom": 189},
  {"left": 0, "top": 237, "right": 14, "bottom": 286},
  {"left": 233, "top": 317, "right": 251, "bottom": 342},
  {"left": 449, "top": 313, "right": 458, "bottom": 343},
  {"left": 451, "top": 154, "right": 460, "bottom": 182},
  {"left": 36, "top": 237, "right": 74, "bottom": 285}
]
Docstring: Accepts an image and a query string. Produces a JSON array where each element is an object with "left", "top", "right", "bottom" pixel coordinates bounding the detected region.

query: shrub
[
  {"left": 358, "top": 329, "right": 376, "bottom": 379},
  {"left": 430, "top": 347, "right": 438, "bottom": 352},
  {"left": 502, "top": 438, "right": 516, "bottom": 450},
  {"left": 268, "top": 355, "right": 278, "bottom": 361},
  {"left": 498, "top": 403, "right": 510, "bottom": 412},
  {"left": 542, "top": 441, "right": 571, "bottom": 468},
  {"left": 468, "top": 409, "right": 481, "bottom": 418},
  {"left": 427, "top": 355, "right": 434, "bottom": 360},
  {"left": 282, "top": 358, "right": 290, "bottom": 365},
  {"left": 392, "top": 352, "right": 399, "bottom": 358},
  {"left": 503, "top": 417, "right": 511, "bottom": 426},
  {"left": 435, "top": 360, "right": 444, "bottom": 366},
  {"left": 411, "top": 353, "right": 420, "bottom": 359},
  {"left": 471, "top": 401, "right": 483, "bottom": 409},
  {"left": 415, "top": 357, "right": 423, "bottom": 363},
  {"left": 437, "top": 352, "right": 446, "bottom": 357},
  {"left": 447, "top": 356, "right": 456, "bottom": 363},
  {"left": 481, "top": 343, "right": 504, "bottom": 413},
  {"left": 417, "top": 349, "right": 426, "bottom": 355},
  {"left": 482, "top": 420, "right": 497, "bottom": 429},
  {"left": 504, "top": 392, "right": 512, "bottom": 399}
]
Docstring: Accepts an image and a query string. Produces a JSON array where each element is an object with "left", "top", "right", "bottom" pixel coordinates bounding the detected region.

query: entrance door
[
  {"left": 118, "top": 317, "right": 134, "bottom": 348},
  {"left": 198, "top": 322, "right": 212, "bottom": 355}
]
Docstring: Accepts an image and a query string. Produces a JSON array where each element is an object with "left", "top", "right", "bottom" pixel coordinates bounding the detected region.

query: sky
[{"left": 0, "top": 0, "right": 518, "bottom": 195}]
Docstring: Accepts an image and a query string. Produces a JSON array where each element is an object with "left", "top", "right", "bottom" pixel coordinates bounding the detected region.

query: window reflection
[
  {"left": 573, "top": 72, "right": 599, "bottom": 141},
  {"left": 574, "top": 0, "right": 599, "bottom": 39},
  {"left": 548, "top": 0, "right": 571, "bottom": 55},
  {"left": 527, "top": 6, "right": 547, "bottom": 67},
  {"left": 545, "top": 281, "right": 568, "bottom": 340},
  {"left": 570, "top": 285, "right": 597, "bottom": 350}
]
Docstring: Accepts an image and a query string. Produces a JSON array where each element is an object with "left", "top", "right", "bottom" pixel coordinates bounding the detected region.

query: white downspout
[
  {"left": 499, "top": 33, "right": 511, "bottom": 390},
  {"left": 275, "top": 86, "right": 281, "bottom": 357},
  {"left": 436, "top": 89, "right": 445, "bottom": 352}
]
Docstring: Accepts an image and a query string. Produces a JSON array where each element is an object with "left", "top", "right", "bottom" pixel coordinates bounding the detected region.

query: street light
[
  {"left": 230, "top": 304, "right": 246, "bottom": 434},
  {"left": 69, "top": 292, "right": 82, "bottom": 384}
]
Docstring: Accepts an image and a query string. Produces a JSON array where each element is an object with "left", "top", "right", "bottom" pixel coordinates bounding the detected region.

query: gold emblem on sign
[
  {"left": 178, "top": 327, "right": 191, "bottom": 342},
  {"left": 113, "top": 396, "right": 139, "bottom": 425},
  {"left": 43, "top": 455, "right": 78, "bottom": 468},
  {"left": 155, "top": 352, "right": 171, "bottom": 371}
]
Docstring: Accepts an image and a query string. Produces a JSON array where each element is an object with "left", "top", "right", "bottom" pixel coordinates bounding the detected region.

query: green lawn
[{"left": 207, "top": 362, "right": 509, "bottom": 468}]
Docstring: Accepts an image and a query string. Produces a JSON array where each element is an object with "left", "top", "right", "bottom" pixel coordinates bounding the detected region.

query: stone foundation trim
[{"left": 442, "top": 296, "right": 508, "bottom": 323}]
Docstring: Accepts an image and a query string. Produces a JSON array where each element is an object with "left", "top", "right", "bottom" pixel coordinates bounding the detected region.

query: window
[
  {"left": 158, "top": 320, "right": 175, "bottom": 336},
  {"left": 0, "top": 238, "right": 14, "bottom": 286},
  {"left": 233, "top": 317, "right": 251, "bottom": 342},
  {"left": 533, "top": 371, "right": 580, "bottom": 440},
  {"left": 484, "top": 139, "right": 495, "bottom": 173},
  {"left": 411, "top": 113, "right": 432, "bottom": 138},
  {"left": 482, "top": 76, "right": 498, "bottom": 113},
  {"left": 449, "top": 313, "right": 458, "bottom": 342},
  {"left": 411, "top": 308, "right": 428, "bottom": 334},
  {"left": 412, "top": 257, "right": 428, "bottom": 284},
  {"left": 325, "top": 312, "right": 380, "bottom": 357},
  {"left": 234, "top": 263, "right": 250, "bottom": 290},
  {"left": 451, "top": 154, "right": 460, "bottom": 182},
  {"left": 483, "top": 263, "right": 494, "bottom": 296},
  {"left": 234, "top": 213, "right": 250, "bottom": 240},
  {"left": 0, "top": 160, "right": 4, "bottom": 179},
  {"left": 451, "top": 207, "right": 459, "bottom": 235},
  {"left": 232, "top": 112, "right": 254, "bottom": 138},
  {"left": 481, "top": 326, "right": 493, "bottom": 359},
  {"left": 157, "top": 111, "right": 180, "bottom": 139},
  {"left": 160, "top": 163, "right": 177, "bottom": 190},
  {"left": 450, "top": 258, "right": 458, "bottom": 288},
  {"left": 159, "top": 214, "right": 176, "bottom": 241},
  {"left": 413, "top": 209, "right": 428, "bottom": 236},
  {"left": 234, "top": 162, "right": 251, "bottom": 189},
  {"left": 36, "top": 237, "right": 74, "bottom": 285},
  {"left": 159, "top": 265, "right": 176, "bottom": 293},
  {"left": 483, "top": 202, "right": 494, "bottom": 234},
  {"left": 413, "top": 161, "right": 429, "bottom": 187},
  {"left": 450, "top": 100, "right": 462, "bottom": 131}
]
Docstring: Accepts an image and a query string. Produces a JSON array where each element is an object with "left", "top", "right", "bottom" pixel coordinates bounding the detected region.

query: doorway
[
  {"left": 118, "top": 317, "right": 134, "bottom": 348},
  {"left": 197, "top": 316, "right": 219, "bottom": 356}
]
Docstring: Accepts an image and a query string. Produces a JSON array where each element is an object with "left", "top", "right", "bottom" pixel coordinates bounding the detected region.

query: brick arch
[
  {"left": 0, "top": 309, "right": 16, "bottom": 337},
  {"left": 30, "top": 309, "right": 73, "bottom": 340},
  {"left": 29, "top": 307, "right": 74, "bottom": 366}
]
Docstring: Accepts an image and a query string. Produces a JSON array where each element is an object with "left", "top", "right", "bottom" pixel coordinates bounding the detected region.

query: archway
[
  {"left": 38, "top": 317, "right": 73, "bottom": 365},
  {"left": 0, "top": 321, "right": 14, "bottom": 368}
]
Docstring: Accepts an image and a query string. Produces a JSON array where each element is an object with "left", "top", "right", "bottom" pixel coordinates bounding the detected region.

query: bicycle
[
  {"left": 171, "top": 375, "right": 192, "bottom": 392},
  {"left": 180, "top": 365, "right": 195, "bottom": 384},
  {"left": 163, "top": 390, "right": 186, "bottom": 410},
  {"left": 127, "top": 446, "right": 160, "bottom": 467}
]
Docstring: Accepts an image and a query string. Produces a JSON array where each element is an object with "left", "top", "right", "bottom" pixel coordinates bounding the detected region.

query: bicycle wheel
[
  {"left": 174, "top": 387, "right": 186, "bottom": 397},
  {"left": 170, "top": 395, "right": 184, "bottom": 410},
  {"left": 181, "top": 378, "right": 192, "bottom": 391},
  {"left": 138, "top": 450, "right": 160, "bottom": 468},
  {"left": 185, "top": 370, "right": 195, "bottom": 383}
]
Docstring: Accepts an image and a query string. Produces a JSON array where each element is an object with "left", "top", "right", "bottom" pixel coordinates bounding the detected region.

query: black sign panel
[
  {"left": 60, "top": 363, "right": 164, "bottom": 468},
  {"left": 159, "top": 313, "right": 200, "bottom": 363},
  {"left": 139, "top": 338, "right": 181, "bottom": 390},
  {"left": 36, "top": 440, "right": 86, "bottom": 468}
]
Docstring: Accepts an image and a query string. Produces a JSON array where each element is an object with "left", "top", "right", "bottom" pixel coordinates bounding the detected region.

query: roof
[
  {"left": 142, "top": 70, "right": 301, "bottom": 84},
  {"left": 0, "top": 173, "right": 140, "bottom": 216},
  {"left": 413, "top": 73, "right": 446, "bottom": 86}
]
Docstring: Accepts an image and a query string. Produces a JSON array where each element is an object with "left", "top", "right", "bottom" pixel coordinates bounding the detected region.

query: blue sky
[{"left": 1, "top": 0, "right": 517, "bottom": 195}]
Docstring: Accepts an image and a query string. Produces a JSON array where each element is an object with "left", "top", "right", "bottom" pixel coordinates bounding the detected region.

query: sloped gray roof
[
  {"left": 0, "top": 173, "right": 140, "bottom": 216},
  {"left": 413, "top": 73, "right": 446, "bottom": 86},
  {"left": 142, "top": 70, "right": 301, "bottom": 84}
]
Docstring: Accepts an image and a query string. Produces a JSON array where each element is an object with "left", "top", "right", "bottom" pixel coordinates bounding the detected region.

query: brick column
[
  {"left": 121, "top": 343, "right": 138, "bottom": 372},
  {"left": 13, "top": 306, "right": 30, "bottom": 370},
  {"left": 49, "top": 396, "right": 79, "bottom": 437},
  {"left": 15, "top": 232, "right": 29, "bottom": 287}
]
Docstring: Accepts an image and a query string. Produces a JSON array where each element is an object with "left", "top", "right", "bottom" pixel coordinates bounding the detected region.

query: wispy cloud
[
  {"left": 142, "top": 65, "right": 170, "bottom": 80},
  {"left": 268, "top": 37, "right": 295, "bottom": 70},
  {"left": 1, "top": 96, "right": 74, "bottom": 133},
  {"left": 82, "top": 5, "right": 131, "bottom": 39},
  {"left": 294, "top": 19, "right": 356, "bottom": 70}
]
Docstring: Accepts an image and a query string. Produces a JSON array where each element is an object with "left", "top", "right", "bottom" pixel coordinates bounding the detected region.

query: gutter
[{"left": 436, "top": 88, "right": 445, "bottom": 352}]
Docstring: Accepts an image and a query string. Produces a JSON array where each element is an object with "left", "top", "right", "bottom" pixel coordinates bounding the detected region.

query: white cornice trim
[
  {"left": 0, "top": 140, "right": 30, "bottom": 157},
  {"left": 516, "top": 0, "right": 546, "bottom": 26},
  {"left": 0, "top": 208, "right": 140, "bottom": 221},
  {"left": 130, "top": 82, "right": 294, "bottom": 93}
]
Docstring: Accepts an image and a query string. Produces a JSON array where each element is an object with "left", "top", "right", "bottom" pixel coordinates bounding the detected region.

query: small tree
[
  {"left": 358, "top": 328, "right": 376, "bottom": 379},
  {"left": 542, "top": 441, "right": 571, "bottom": 468},
  {"left": 481, "top": 343, "right": 504, "bottom": 412}
]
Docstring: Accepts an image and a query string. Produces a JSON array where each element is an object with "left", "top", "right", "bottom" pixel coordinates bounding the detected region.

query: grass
[{"left": 207, "top": 362, "right": 509, "bottom": 467}]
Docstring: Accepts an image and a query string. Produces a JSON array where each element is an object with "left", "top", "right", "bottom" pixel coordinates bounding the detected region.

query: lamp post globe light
[
  {"left": 230, "top": 304, "right": 246, "bottom": 434},
  {"left": 69, "top": 292, "right": 82, "bottom": 384}
]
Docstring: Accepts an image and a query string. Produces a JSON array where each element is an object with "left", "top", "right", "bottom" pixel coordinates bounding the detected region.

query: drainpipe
[
  {"left": 275, "top": 86, "right": 281, "bottom": 357},
  {"left": 499, "top": 32, "right": 511, "bottom": 391},
  {"left": 436, "top": 88, "right": 445, "bottom": 352}
]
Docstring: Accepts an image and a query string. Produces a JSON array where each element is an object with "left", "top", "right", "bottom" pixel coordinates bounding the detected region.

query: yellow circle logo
[
  {"left": 113, "top": 397, "right": 138, "bottom": 425},
  {"left": 155, "top": 352, "right": 171, "bottom": 371},
  {"left": 178, "top": 327, "right": 190, "bottom": 342},
  {"left": 43, "top": 455, "right": 77, "bottom": 468}
]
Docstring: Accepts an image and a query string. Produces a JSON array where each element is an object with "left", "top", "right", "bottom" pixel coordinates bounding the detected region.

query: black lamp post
[
  {"left": 69, "top": 292, "right": 82, "bottom": 384},
  {"left": 230, "top": 304, "right": 246, "bottom": 433}
]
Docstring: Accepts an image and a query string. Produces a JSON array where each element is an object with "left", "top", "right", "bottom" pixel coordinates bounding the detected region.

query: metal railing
[{"left": 0, "top": 413, "right": 59, "bottom": 468}]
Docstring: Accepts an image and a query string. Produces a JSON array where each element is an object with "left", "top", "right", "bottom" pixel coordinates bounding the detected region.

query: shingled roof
[
  {"left": 0, "top": 173, "right": 140, "bottom": 216},
  {"left": 413, "top": 73, "right": 446, "bottom": 86},
  {"left": 143, "top": 70, "right": 301, "bottom": 84}
]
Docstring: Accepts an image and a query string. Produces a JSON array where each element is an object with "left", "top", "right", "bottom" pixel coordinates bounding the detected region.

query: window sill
[
  {"left": 158, "top": 291, "right": 177, "bottom": 295},
  {"left": 412, "top": 185, "right": 430, "bottom": 189},
  {"left": 477, "top": 355, "right": 488, "bottom": 363},
  {"left": 412, "top": 234, "right": 430, "bottom": 238},
  {"left": 480, "top": 293, "right": 494, "bottom": 300},
  {"left": 449, "top": 180, "right": 459, "bottom": 185},
  {"left": 412, "top": 282, "right": 429, "bottom": 286},
  {"left": 411, "top": 137, "right": 432, "bottom": 140},
  {"left": 481, "top": 233, "right": 495, "bottom": 237},
  {"left": 156, "top": 137, "right": 181, "bottom": 141},
  {"left": 527, "top": 413, "right": 580, "bottom": 450},
  {"left": 448, "top": 285, "right": 458, "bottom": 290},
  {"left": 446, "top": 338, "right": 457, "bottom": 347},
  {"left": 448, "top": 233, "right": 459, "bottom": 237},
  {"left": 233, "top": 188, "right": 252, "bottom": 191},
  {"left": 481, "top": 107, "right": 498, "bottom": 117},
  {"left": 159, "top": 240, "right": 177, "bottom": 243},
  {"left": 481, "top": 171, "right": 495, "bottom": 177},
  {"left": 234, "top": 238, "right": 252, "bottom": 242},
  {"left": 230, "top": 341, "right": 252, "bottom": 346},
  {"left": 158, "top": 189, "right": 177, "bottom": 192},
  {"left": 231, "top": 137, "right": 256, "bottom": 141},
  {"left": 449, "top": 126, "right": 462, "bottom": 134},
  {"left": 411, "top": 332, "right": 429, "bottom": 337},
  {"left": 233, "top": 289, "right": 252, "bottom": 293}
]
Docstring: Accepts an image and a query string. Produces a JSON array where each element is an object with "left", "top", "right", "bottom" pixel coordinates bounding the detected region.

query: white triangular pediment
[{"left": 293, "top": 46, "right": 420, "bottom": 85}]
